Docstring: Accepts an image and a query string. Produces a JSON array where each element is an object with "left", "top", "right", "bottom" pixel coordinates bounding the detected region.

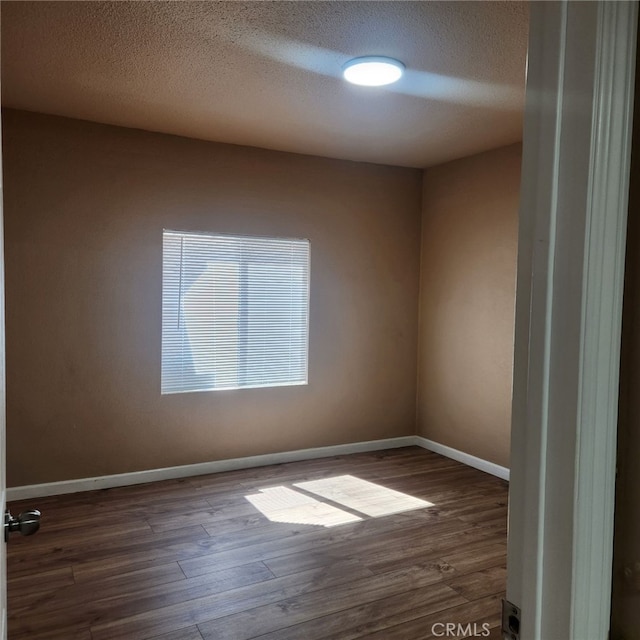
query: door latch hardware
[
  {"left": 502, "top": 599, "right": 521, "bottom": 640},
  {"left": 4, "top": 509, "right": 41, "bottom": 543}
]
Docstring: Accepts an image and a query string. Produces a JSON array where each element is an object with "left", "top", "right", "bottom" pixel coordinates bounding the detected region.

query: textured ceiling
[{"left": 1, "top": 1, "right": 528, "bottom": 168}]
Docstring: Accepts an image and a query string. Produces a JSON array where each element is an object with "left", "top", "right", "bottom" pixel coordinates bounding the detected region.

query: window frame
[{"left": 161, "top": 229, "right": 311, "bottom": 395}]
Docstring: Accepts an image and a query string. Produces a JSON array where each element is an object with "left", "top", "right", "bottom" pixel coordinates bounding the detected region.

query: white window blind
[{"left": 162, "top": 230, "right": 310, "bottom": 394}]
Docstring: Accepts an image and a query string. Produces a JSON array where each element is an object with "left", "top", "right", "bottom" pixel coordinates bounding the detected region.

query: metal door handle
[{"left": 4, "top": 509, "right": 41, "bottom": 542}]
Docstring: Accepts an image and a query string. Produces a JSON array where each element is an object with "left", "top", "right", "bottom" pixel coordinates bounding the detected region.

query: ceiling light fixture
[{"left": 342, "top": 56, "right": 405, "bottom": 87}]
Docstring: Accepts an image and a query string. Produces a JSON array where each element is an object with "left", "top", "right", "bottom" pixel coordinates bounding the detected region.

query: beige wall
[
  {"left": 2, "top": 109, "right": 422, "bottom": 486},
  {"left": 416, "top": 144, "right": 520, "bottom": 468}
]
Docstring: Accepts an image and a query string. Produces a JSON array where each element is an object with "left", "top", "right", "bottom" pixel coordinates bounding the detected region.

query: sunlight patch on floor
[
  {"left": 244, "top": 485, "right": 362, "bottom": 527},
  {"left": 245, "top": 475, "right": 434, "bottom": 527},
  {"left": 294, "top": 475, "right": 434, "bottom": 517}
]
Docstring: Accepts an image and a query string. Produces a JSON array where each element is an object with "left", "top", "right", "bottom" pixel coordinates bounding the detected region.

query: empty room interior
[{"left": 0, "top": 2, "right": 527, "bottom": 639}]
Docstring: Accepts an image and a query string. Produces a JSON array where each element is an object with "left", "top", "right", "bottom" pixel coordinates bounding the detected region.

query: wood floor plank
[
  {"left": 179, "top": 511, "right": 460, "bottom": 579},
  {"left": 197, "top": 561, "right": 456, "bottom": 640},
  {"left": 362, "top": 528, "right": 505, "bottom": 575},
  {"left": 11, "top": 561, "right": 279, "bottom": 638},
  {"left": 446, "top": 566, "right": 508, "bottom": 601},
  {"left": 260, "top": 518, "right": 480, "bottom": 578},
  {"left": 69, "top": 525, "right": 212, "bottom": 582},
  {"left": 89, "top": 558, "right": 374, "bottom": 640},
  {"left": 348, "top": 594, "right": 502, "bottom": 640},
  {"left": 441, "top": 544, "right": 507, "bottom": 575},
  {"left": 242, "top": 583, "right": 467, "bottom": 640},
  {"left": 7, "top": 446, "right": 508, "bottom": 640},
  {"left": 147, "top": 500, "right": 262, "bottom": 533},
  {"left": 8, "top": 621, "right": 93, "bottom": 640},
  {"left": 7, "top": 566, "right": 74, "bottom": 599},
  {"left": 6, "top": 517, "right": 153, "bottom": 560},
  {"left": 9, "top": 524, "right": 210, "bottom": 580},
  {"left": 9, "top": 562, "right": 186, "bottom": 617}
]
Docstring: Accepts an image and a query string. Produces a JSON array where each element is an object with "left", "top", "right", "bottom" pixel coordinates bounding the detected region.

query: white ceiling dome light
[{"left": 342, "top": 56, "right": 405, "bottom": 87}]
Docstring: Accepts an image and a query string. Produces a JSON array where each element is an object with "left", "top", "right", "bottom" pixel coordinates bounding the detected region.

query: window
[{"left": 162, "top": 230, "right": 310, "bottom": 394}]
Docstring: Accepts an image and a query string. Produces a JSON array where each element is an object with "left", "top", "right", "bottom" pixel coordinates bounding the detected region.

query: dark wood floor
[{"left": 6, "top": 446, "right": 508, "bottom": 640}]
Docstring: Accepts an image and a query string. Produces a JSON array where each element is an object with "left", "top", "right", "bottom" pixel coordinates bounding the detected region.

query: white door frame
[{"left": 507, "top": 1, "right": 637, "bottom": 639}]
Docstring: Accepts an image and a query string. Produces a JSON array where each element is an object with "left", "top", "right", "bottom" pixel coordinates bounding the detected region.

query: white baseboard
[
  {"left": 414, "top": 436, "right": 510, "bottom": 481},
  {"left": 7, "top": 434, "right": 509, "bottom": 501},
  {"left": 6, "top": 436, "right": 416, "bottom": 501}
]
